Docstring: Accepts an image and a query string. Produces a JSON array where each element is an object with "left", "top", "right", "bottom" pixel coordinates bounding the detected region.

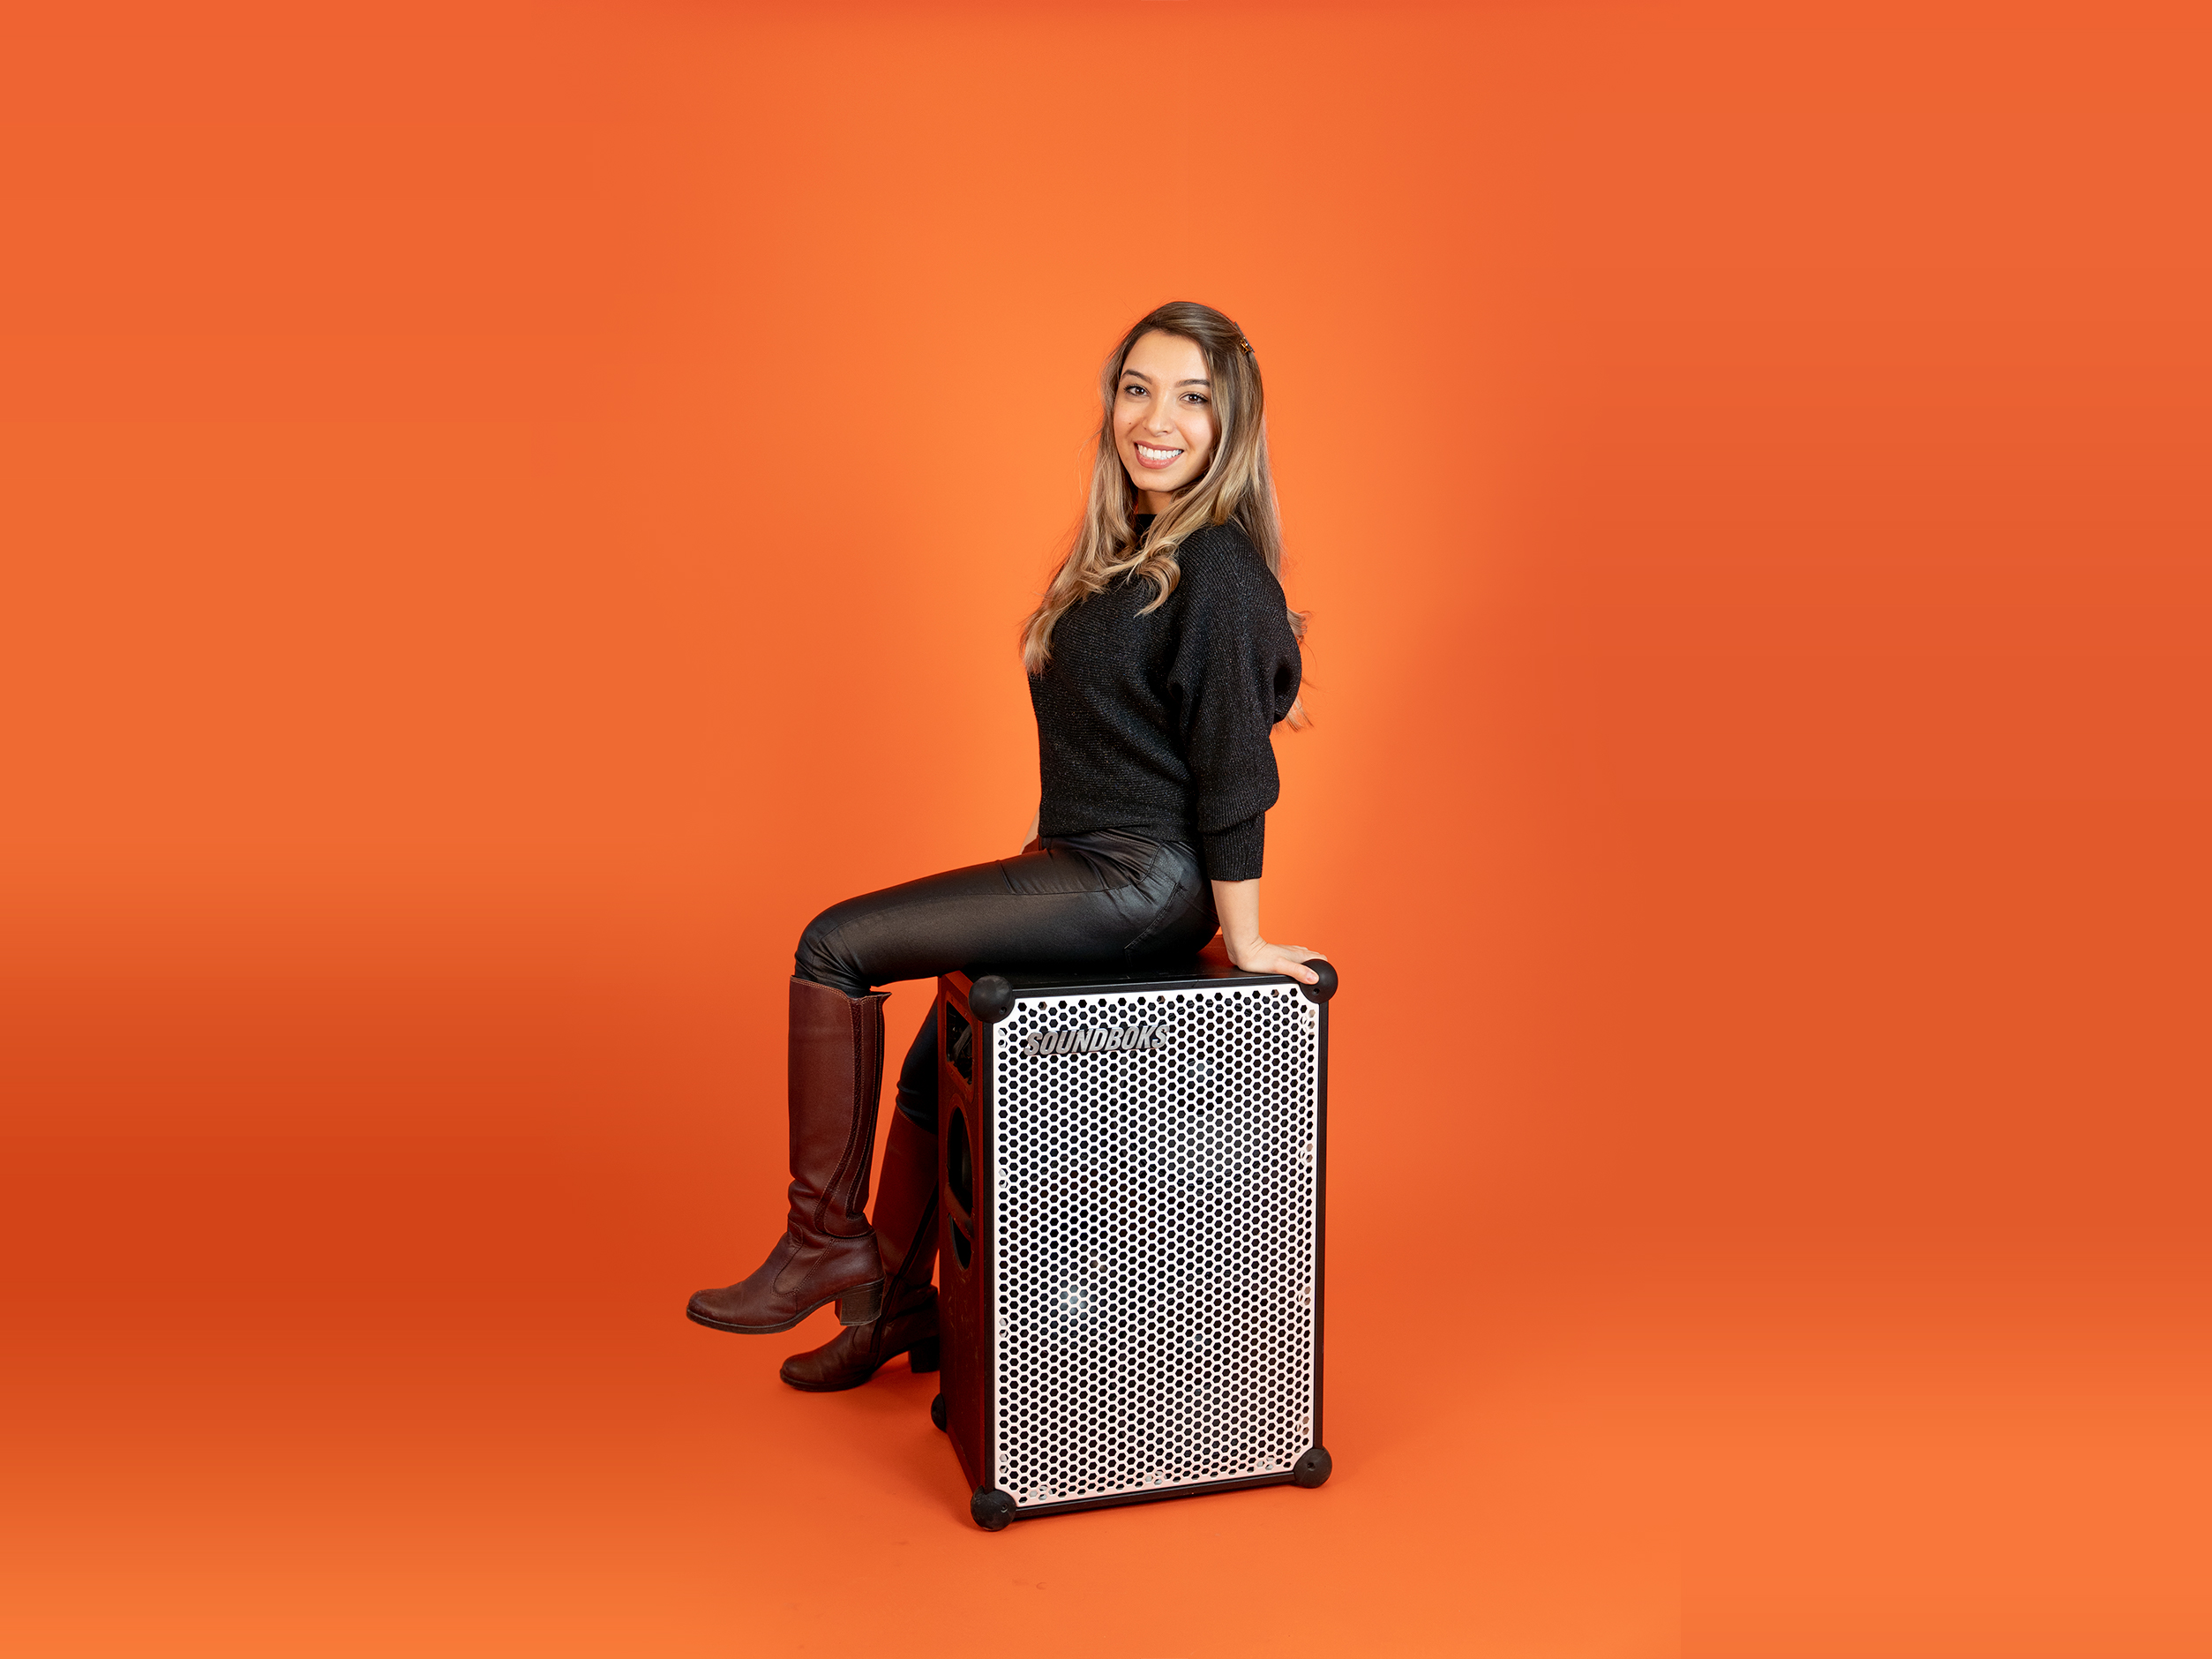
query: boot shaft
[
  {"left": 872, "top": 1108, "right": 941, "bottom": 1290},
  {"left": 786, "top": 977, "right": 889, "bottom": 1238}
]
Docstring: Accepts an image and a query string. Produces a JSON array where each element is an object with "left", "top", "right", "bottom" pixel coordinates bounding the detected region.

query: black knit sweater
[{"left": 1029, "top": 518, "right": 1301, "bottom": 882}]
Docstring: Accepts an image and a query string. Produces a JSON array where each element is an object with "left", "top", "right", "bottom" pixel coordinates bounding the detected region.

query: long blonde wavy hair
[{"left": 1021, "top": 301, "right": 1308, "bottom": 727}]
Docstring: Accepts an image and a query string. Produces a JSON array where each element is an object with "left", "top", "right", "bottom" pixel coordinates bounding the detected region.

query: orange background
[{"left": 4, "top": 2, "right": 2208, "bottom": 1654}]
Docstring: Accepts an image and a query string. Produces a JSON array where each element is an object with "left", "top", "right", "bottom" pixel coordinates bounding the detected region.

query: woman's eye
[
  {"left": 1123, "top": 383, "right": 1145, "bottom": 397},
  {"left": 1182, "top": 393, "right": 1209, "bottom": 404}
]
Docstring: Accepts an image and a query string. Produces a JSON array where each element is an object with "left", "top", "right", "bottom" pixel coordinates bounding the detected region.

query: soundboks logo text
[{"left": 1020, "top": 1023, "right": 1170, "bottom": 1056}]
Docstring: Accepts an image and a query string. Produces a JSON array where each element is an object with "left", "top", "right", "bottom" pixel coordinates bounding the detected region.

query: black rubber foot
[
  {"left": 930, "top": 1391, "right": 948, "bottom": 1431},
  {"left": 1292, "top": 1445, "right": 1333, "bottom": 1488},
  {"left": 971, "top": 1488, "right": 1015, "bottom": 1531}
]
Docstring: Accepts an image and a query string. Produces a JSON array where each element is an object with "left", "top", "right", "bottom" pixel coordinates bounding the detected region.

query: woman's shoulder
[{"left": 1173, "top": 521, "right": 1283, "bottom": 603}]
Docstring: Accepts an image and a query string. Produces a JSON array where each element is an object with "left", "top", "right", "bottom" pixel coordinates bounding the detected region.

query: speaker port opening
[
  {"left": 946, "top": 1105, "right": 975, "bottom": 1214},
  {"left": 942, "top": 1002, "right": 973, "bottom": 1085}
]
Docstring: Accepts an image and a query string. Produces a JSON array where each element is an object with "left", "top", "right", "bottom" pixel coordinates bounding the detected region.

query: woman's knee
[{"left": 793, "top": 910, "right": 867, "bottom": 996}]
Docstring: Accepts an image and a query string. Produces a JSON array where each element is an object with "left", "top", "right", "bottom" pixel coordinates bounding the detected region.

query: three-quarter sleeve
[
  {"left": 1202, "top": 811, "right": 1266, "bottom": 881},
  {"left": 1166, "top": 531, "right": 1302, "bottom": 882}
]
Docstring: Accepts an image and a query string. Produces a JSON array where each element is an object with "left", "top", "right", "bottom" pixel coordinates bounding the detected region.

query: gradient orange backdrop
[{"left": 4, "top": 2, "right": 2208, "bottom": 1655}]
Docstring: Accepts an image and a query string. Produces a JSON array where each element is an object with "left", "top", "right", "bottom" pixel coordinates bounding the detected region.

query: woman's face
[{"left": 1113, "top": 330, "right": 1220, "bottom": 512}]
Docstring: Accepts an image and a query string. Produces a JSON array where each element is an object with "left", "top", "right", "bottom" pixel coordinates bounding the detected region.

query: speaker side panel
[{"left": 934, "top": 974, "right": 987, "bottom": 1490}]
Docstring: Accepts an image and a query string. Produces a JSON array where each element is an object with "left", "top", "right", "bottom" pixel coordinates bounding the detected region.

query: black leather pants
[{"left": 793, "top": 829, "right": 1218, "bottom": 1133}]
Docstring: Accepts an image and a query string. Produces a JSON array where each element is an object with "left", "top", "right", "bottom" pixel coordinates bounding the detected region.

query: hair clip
[{"left": 1236, "top": 336, "right": 1254, "bottom": 354}]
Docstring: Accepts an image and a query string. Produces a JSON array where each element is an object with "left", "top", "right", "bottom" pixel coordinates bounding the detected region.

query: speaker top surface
[{"left": 958, "top": 938, "right": 1334, "bottom": 1004}]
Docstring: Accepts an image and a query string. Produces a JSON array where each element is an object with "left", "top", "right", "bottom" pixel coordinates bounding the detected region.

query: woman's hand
[
  {"left": 1224, "top": 935, "right": 1329, "bottom": 984},
  {"left": 1211, "top": 877, "right": 1326, "bottom": 986}
]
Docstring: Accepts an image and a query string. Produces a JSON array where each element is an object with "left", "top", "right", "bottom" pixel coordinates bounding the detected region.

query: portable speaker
[{"left": 928, "top": 939, "right": 1337, "bottom": 1530}]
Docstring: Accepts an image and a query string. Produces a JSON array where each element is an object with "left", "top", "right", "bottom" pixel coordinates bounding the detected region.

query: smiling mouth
[{"left": 1134, "top": 443, "right": 1183, "bottom": 469}]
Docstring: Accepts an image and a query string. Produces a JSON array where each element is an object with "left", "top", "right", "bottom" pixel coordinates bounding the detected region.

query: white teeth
[{"left": 1136, "top": 444, "right": 1182, "bottom": 462}]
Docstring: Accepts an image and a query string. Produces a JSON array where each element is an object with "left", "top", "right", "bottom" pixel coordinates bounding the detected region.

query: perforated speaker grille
[{"left": 990, "top": 983, "right": 1321, "bottom": 1509}]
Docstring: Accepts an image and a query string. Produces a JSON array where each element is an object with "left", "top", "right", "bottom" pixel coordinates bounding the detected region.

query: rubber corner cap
[
  {"left": 968, "top": 975, "right": 1016, "bottom": 1023},
  {"left": 971, "top": 1488, "right": 1016, "bottom": 1531},
  {"left": 1300, "top": 959, "right": 1338, "bottom": 1004},
  {"left": 1292, "top": 1445, "right": 1333, "bottom": 1488}
]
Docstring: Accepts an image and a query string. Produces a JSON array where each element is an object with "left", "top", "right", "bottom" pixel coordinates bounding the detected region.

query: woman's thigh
[{"left": 794, "top": 834, "right": 1208, "bottom": 995}]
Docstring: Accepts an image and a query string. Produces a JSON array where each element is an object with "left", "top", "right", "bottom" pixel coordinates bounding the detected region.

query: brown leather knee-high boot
[
  {"left": 686, "top": 979, "right": 889, "bottom": 1334},
  {"left": 778, "top": 1109, "right": 940, "bottom": 1390}
]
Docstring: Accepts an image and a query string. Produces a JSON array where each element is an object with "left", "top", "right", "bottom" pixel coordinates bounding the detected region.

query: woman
[{"left": 686, "top": 300, "right": 1326, "bottom": 1393}]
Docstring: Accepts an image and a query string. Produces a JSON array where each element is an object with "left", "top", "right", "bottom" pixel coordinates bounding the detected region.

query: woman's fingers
[{"left": 1226, "top": 940, "right": 1329, "bottom": 983}]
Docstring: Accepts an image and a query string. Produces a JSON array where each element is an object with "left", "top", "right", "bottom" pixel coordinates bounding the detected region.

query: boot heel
[
  {"left": 836, "top": 1280, "right": 886, "bottom": 1326},
  {"left": 908, "top": 1336, "right": 941, "bottom": 1374}
]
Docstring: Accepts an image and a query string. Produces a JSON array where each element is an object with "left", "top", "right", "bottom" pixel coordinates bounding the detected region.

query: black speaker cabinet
[{"left": 929, "top": 940, "right": 1337, "bottom": 1530}]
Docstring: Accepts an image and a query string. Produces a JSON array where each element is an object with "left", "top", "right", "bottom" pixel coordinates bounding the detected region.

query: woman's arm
[{"left": 1211, "top": 877, "right": 1325, "bottom": 985}]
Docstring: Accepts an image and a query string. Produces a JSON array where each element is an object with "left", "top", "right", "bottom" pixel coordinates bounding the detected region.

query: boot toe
[
  {"left": 777, "top": 1351, "right": 847, "bottom": 1390},
  {"left": 779, "top": 1325, "right": 874, "bottom": 1391},
  {"left": 686, "top": 1284, "right": 750, "bottom": 1328}
]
